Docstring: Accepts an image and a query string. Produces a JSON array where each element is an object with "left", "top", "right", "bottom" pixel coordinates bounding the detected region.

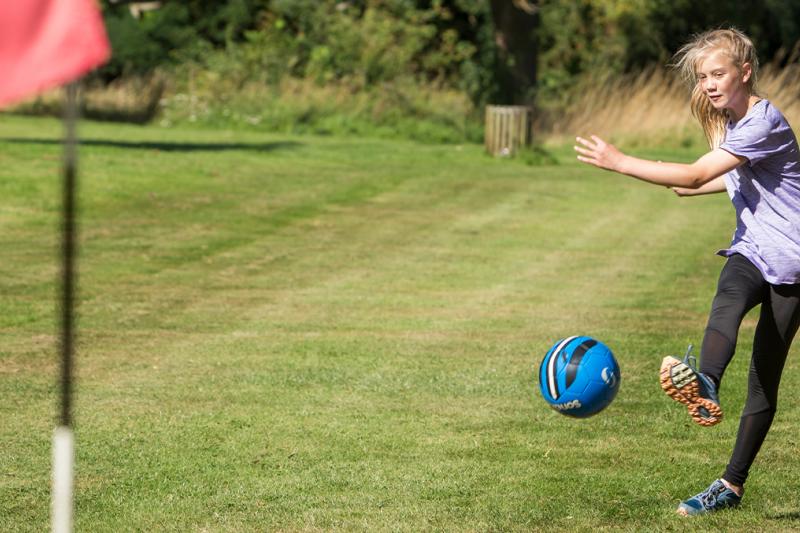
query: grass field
[{"left": 2, "top": 114, "right": 800, "bottom": 532}]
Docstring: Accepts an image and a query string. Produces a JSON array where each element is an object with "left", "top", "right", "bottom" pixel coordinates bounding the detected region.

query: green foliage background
[{"left": 93, "top": 0, "right": 800, "bottom": 140}]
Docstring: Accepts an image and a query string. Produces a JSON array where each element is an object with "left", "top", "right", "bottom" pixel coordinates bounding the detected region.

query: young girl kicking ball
[{"left": 575, "top": 28, "right": 800, "bottom": 516}]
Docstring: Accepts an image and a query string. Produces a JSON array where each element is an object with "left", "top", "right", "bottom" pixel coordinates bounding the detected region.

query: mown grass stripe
[{"left": 1, "top": 115, "right": 797, "bottom": 532}]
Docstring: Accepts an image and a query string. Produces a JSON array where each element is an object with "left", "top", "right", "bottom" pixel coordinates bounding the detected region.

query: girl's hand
[
  {"left": 671, "top": 186, "right": 693, "bottom": 196},
  {"left": 574, "top": 135, "right": 625, "bottom": 172},
  {"left": 671, "top": 176, "right": 728, "bottom": 197}
]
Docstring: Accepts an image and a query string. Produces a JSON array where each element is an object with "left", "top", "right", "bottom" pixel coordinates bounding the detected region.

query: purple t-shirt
[{"left": 718, "top": 99, "right": 800, "bottom": 284}]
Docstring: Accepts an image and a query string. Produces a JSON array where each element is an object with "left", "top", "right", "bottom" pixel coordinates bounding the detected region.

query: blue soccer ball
[{"left": 538, "top": 336, "right": 621, "bottom": 418}]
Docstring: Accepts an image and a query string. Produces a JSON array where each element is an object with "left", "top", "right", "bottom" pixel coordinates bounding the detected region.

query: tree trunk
[{"left": 489, "top": 0, "right": 538, "bottom": 105}]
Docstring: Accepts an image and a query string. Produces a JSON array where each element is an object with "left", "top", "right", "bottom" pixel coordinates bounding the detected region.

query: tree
[{"left": 489, "top": 0, "right": 539, "bottom": 104}]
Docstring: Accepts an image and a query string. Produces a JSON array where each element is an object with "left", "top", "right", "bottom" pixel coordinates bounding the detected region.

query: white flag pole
[
  {"left": 52, "top": 426, "right": 74, "bottom": 533},
  {"left": 52, "top": 81, "right": 79, "bottom": 533}
]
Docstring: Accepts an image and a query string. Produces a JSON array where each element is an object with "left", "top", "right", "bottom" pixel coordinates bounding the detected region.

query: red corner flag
[{"left": 0, "top": 0, "right": 110, "bottom": 107}]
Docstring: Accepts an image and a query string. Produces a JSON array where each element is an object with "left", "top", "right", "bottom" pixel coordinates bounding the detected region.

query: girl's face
[{"left": 696, "top": 49, "right": 751, "bottom": 114}]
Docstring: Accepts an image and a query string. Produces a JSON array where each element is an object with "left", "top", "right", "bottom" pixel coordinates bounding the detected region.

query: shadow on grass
[{"left": 0, "top": 137, "right": 303, "bottom": 153}]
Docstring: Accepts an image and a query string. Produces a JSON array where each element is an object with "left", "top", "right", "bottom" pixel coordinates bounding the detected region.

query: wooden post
[{"left": 484, "top": 105, "right": 532, "bottom": 157}]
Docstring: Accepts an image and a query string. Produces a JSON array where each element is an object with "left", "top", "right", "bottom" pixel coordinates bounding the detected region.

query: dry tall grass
[
  {"left": 540, "top": 61, "right": 800, "bottom": 148},
  {"left": 6, "top": 60, "right": 800, "bottom": 149},
  {"left": 6, "top": 74, "right": 165, "bottom": 124}
]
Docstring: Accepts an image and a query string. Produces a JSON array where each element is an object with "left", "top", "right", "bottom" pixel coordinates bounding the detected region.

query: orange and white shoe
[{"left": 660, "top": 345, "right": 723, "bottom": 427}]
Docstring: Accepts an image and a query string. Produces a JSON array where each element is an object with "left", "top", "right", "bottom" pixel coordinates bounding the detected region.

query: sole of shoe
[
  {"left": 675, "top": 496, "right": 741, "bottom": 516},
  {"left": 660, "top": 356, "right": 722, "bottom": 427}
]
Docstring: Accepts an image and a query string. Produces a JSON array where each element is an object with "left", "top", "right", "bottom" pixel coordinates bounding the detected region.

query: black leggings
[{"left": 698, "top": 254, "right": 800, "bottom": 486}]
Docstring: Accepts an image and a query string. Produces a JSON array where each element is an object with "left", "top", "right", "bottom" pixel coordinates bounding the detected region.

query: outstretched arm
[
  {"left": 672, "top": 176, "right": 728, "bottom": 197},
  {"left": 574, "top": 135, "right": 746, "bottom": 189}
]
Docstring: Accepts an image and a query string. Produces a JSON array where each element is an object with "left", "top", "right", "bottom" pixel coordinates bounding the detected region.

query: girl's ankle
[{"left": 721, "top": 478, "right": 744, "bottom": 497}]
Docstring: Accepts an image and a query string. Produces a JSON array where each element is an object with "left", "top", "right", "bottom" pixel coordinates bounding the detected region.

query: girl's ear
[{"left": 741, "top": 62, "right": 752, "bottom": 84}]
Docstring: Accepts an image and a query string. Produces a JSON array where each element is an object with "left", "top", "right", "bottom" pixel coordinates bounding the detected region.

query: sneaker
[
  {"left": 660, "top": 345, "right": 723, "bottom": 426},
  {"left": 677, "top": 479, "right": 742, "bottom": 516}
]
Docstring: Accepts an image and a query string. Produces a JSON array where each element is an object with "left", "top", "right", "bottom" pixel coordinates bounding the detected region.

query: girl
[{"left": 575, "top": 28, "right": 800, "bottom": 516}]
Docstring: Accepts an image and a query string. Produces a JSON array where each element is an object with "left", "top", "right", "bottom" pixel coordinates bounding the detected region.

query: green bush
[
  {"left": 150, "top": 1, "right": 492, "bottom": 143},
  {"left": 87, "top": 0, "right": 800, "bottom": 144}
]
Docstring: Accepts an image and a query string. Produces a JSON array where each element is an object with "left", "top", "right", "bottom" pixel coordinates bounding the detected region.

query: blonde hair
[{"left": 673, "top": 28, "right": 760, "bottom": 148}]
